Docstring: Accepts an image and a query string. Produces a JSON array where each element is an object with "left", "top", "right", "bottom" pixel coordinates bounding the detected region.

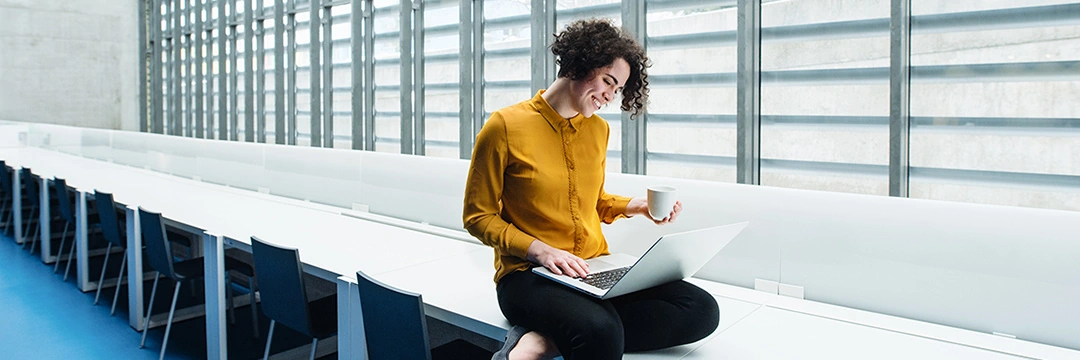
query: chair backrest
[
  {"left": 138, "top": 207, "right": 177, "bottom": 279},
  {"left": 53, "top": 178, "right": 74, "bottom": 223},
  {"left": 22, "top": 169, "right": 39, "bottom": 208},
  {"left": 355, "top": 270, "right": 432, "bottom": 360},
  {"left": 250, "top": 236, "right": 314, "bottom": 337},
  {"left": 0, "top": 162, "right": 11, "bottom": 195},
  {"left": 93, "top": 191, "right": 124, "bottom": 247}
]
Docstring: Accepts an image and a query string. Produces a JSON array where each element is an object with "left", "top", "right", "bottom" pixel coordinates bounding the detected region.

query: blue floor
[
  {"left": 0, "top": 235, "right": 184, "bottom": 359},
  {"left": 0, "top": 232, "right": 326, "bottom": 360}
]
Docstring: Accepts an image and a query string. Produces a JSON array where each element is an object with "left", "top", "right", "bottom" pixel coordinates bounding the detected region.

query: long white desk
[
  {"left": 1, "top": 147, "right": 487, "bottom": 359},
  {"left": 372, "top": 244, "right": 1080, "bottom": 360},
  {"left": 5, "top": 146, "right": 1080, "bottom": 360}
]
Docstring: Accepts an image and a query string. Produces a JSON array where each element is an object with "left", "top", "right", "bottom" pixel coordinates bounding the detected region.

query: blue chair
[
  {"left": 91, "top": 191, "right": 127, "bottom": 314},
  {"left": 137, "top": 207, "right": 255, "bottom": 360},
  {"left": 54, "top": 180, "right": 110, "bottom": 281},
  {"left": 51, "top": 178, "right": 76, "bottom": 277},
  {"left": 22, "top": 172, "right": 61, "bottom": 255},
  {"left": 0, "top": 161, "right": 12, "bottom": 235},
  {"left": 91, "top": 192, "right": 200, "bottom": 313},
  {"left": 251, "top": 236, "right": 336, "bottom": 360},
  {"left": 355, "top": 270, "right": 492, "bottom": 360},
  {"left": 20, "top": 169, "right": 40, "bottom": 251}
]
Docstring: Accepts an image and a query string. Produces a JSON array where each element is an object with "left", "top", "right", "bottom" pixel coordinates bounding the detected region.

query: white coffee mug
[{"left": 647, "top": 185, "right": 677, "bottom": 221}]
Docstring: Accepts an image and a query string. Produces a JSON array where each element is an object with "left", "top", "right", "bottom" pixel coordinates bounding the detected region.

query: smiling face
[{"left": 570, "top": 57, "right": 631, "bottom": 118}]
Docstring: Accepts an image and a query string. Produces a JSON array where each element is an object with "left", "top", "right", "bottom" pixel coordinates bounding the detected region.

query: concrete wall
[{"left": 0, "top": 0, "right": 139, "bottom": 131}]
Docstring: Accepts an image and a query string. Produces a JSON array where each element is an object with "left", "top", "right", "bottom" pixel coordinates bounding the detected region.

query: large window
[
  {"left": 372, "top": 0, "right": 401, "bottom": 153},
  {"left": 483, "top": 1, "right": 531, "bottom": 117},
  {"left": 259, "top": 0, "right": 277, "bottom": 144},
  {"left": 329, "top": 5, "right": 353, "bottom": 149},
  {"left": 234, "top": 0, "right": 249, "bottom": 142},
  {"left": 294, "top": 9, "right": 313, "bottom": 146},
  {"left": 646, "top": 1, "right": 740, "bottom": 181},
  {"left": 423, "top": 0, "right": 461, "bottom": 158},
  {"left": 143, "top": 0, "right": 1080, "bottom": 212},
  {"left": 759, "top": 0, "right": 891, "bottom": 195},
  {"left": 909, "top": 1, "right": 1080, "bottom": 210},
  {"left": 207, "top": 0, "right": 222, "bottom": 139}
]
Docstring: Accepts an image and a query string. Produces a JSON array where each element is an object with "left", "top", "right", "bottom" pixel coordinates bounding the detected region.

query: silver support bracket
[
  {"left": 736, "top": 0, "right": 761, "bottom": 185},
  {"left": 889, "top": 0, "right": 911, "bottom": 197}
]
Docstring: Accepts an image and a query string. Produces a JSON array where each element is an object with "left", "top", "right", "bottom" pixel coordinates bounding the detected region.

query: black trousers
[{"left": 496, "top": 270, "right": 719, "bottom": 360}]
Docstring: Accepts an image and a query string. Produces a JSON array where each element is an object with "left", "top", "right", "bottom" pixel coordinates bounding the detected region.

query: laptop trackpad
[{"left": 588, "top": 253, "right": 637, "bottom": 271}]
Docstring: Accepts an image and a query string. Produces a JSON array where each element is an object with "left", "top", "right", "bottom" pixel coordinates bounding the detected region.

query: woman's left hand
[{"left": 627, "top": 197, "right": 681, "bottom": 224}]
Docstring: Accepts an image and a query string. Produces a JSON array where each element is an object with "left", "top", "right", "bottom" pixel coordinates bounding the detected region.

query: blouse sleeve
[
  {"left": 462, "top": 113, "right": 536, "bottom": 259},
  {"left": 595, "top": 125, "right": 631, "bottom": 224}
]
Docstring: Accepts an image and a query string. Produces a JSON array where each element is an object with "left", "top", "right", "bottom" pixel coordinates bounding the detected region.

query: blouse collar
[{"left": 531, "top": 89, "right": 585, "bottom": 131}]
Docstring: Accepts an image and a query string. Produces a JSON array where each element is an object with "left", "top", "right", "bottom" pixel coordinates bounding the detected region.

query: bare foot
[{"left": 508, "top": 331, "right": 560, "bottom": 360}]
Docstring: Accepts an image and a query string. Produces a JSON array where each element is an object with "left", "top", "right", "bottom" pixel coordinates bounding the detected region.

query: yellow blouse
[{"left": 463, "top": 90, "right": 631, "bottom": 283}]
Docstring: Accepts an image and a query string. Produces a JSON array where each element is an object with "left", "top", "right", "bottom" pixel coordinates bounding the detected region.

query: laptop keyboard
[{"left": 579, "top": 267, "right": 630, "bottom": 290}]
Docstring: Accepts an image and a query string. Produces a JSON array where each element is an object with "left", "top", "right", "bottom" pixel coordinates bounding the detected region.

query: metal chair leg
[
  {"left": 53, "top": 221, "right": 70, "bottom": 273},
  {"left": 3, "top": 204, "right": 11, "bottom": 236},
  {"left": 94, "top": 243, "right": 113, "bottom": 304},
  {"left": 159, "top": 281, "right": 182, "bottom": 360},
  {"left": 62, "top": 231, "right": 77, "bottom": 281},
  {"left": 26, "top": 208, "right": 39, "bottom": 252},
  {"left": 140, "top": 273, "right": 161, "bottom": 348},
  {"left": 0, "top": 193, "right": 8, "bottom": 224},
  {"left": 53, "top": 239, "right": 66, "bottom": 272},
  {"left": 21, "top": 205, "right": 35, "bottom": 245},
  {"left": 309, "top": 338, "right": 319, "bottom": 360},
  {"left": 19, "top": 207, "right": 26, "bottom": 241},
  {"left": 227, "top": 274, "right": 236, "bottom": 325},
  {"left": 24, "top": 205, "right": 38, "bottom": 249},
  {"left": 2, "top": 197, "right": 11, "bottom": 234},
  {"left": 110, "top": 254, "right": 127, "bottom": 316},
  {"left": 263, "top": 320, "right": 276, "bottom": 360},
  {"left": 250, "top": 276, "right": 259, "bottom": 339},
  {"left": 28, "top": 220, "right": 39, "bottom": 254}
]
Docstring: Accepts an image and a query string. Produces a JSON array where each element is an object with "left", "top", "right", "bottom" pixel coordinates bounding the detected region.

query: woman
[{"left": 463, "top": 19, "right": 718, "bottom": 360}]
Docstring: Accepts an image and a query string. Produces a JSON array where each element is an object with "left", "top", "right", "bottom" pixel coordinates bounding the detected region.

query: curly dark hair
[{"left": 550, "top": 18, "right": 650, "bottom": 118}]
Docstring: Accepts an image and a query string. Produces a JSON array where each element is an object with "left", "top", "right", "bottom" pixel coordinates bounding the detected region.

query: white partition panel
[
  {"left": 603, "top": 173, "right": 782, "bottom": 290},
  {"left": 76, "top": 128, "right": 114, "bottom": 162},
  {"left": 108, "top": 130, "right": 151, "bottom": 169},
  {"left": 262, "top": 144, "right": 365, "bottom": 208},
  {"left": 194, "top": 140, "right": 266, "bottom": 191},
  {"left": 29, "top": 123, "right": 84, "bottom": 155},
  {"left": 146, "top": 134, "right": 200, "bottom": 178},
  {"left": 776, "top": 194, "right": 1080, "bottom": 350},
  {"left": 0, "top": 122, "right": 28, "bottom": 148},
  {"left": 358, "top": 152, "right": 470, "bottom": 231}
]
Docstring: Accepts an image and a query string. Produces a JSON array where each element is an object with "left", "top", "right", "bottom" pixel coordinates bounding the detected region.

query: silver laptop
[{"left": 533, "top": 222, "right": 748, "bottom": 299}]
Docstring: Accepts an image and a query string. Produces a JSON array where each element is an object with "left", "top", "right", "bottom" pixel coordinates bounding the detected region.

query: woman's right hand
[{"left": 526, "top": 239, "right": 589, "bottom": 278}]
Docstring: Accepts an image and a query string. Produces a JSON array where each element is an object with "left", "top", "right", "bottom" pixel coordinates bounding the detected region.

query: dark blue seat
[
  {"left": 91, "top": 191, "right": 127, "bottom": 314},
  {"left": 21, "top": 170, "right": 44, "bottom": 252},
  {"left": 137, "top": 207, "right": 254, "bottom": 360},
  {"left": 92, "top": 192, "right": 204, "bottom": 315},
  {"left": 51, "top": 178, "right": 76, "bottom": 277},
  {"left": 251, "top": 236, "right": 336, "bottom": 360},
  {"left": 52, "top": 179, "right": 109, "bottom": 281},
  {"left": 0, "top": 161, "right": 13, "bottom": 235},
  {"left": 356, "top": 270, "right": 492, "bottom": 360}
]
